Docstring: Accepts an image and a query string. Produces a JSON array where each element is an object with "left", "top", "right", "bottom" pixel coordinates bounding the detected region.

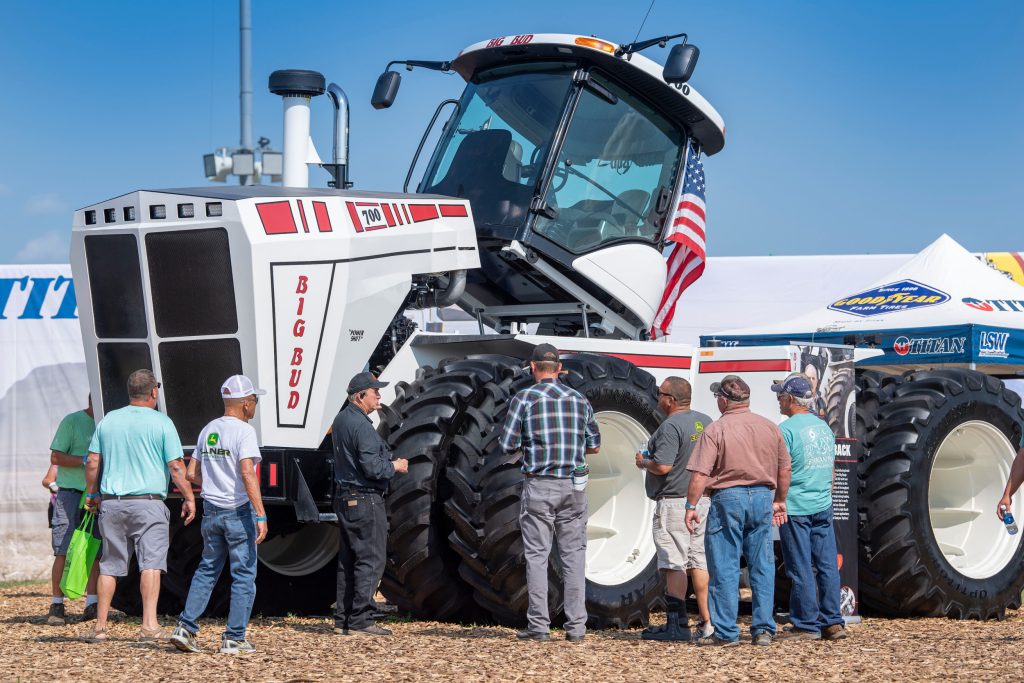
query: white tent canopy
[{"left": 706, "top": 235, "right": 1024, "bottom": 375}]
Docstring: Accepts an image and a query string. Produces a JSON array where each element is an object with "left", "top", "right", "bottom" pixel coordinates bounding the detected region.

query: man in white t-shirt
[{"left": 170, "top": 375, "right": 267, "bottom": 655}]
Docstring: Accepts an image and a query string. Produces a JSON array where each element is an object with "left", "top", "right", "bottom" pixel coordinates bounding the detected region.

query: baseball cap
[
  {"left": 531, "top": 343, "right": 560, "bottom": 363},
  {"left": 221, "top": 375, "right": 267, "bottom": 399},
  {"left": 709, "top": 374, "right": 750, "bottom": 401},
  {"left": 347, "top": 371, "right": 389, "bottom": 394},
  {"left": 771, "top": 373, "right": 813, "bottom": 399}
]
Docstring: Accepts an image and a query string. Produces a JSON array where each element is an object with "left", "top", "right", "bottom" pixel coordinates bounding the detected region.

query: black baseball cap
[
  {"left": 530, "top": 343, "right": 560, "bottom": 363},
  {"left": 347, "top": 371, "right": 388, "bottom": 394}
]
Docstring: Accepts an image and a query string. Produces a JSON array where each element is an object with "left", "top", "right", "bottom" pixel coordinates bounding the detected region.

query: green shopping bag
[{"left": 59, "top": 510, "right": 101, "bottom": 600}]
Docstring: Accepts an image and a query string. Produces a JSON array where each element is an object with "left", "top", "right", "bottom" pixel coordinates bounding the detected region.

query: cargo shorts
[
  {"left": 97, "top": 499, "right": 170, "bottom": 576},
  {"left": 51, "top": 489, "right": 85, "bottom": 556},
  {"left": 652, "top": 496, "right": 711, "bottom": 571}
]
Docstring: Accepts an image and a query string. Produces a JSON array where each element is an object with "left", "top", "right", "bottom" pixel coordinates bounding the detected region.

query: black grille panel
[
  {"left": 158, "top": 338, "right": 243, "bottom": 443},
  {"left": 146, "top": 228, "right": 238, "bottom": 338},
  {"left": 85, "top": 234, "right": 147, "bottom": 338},
  {"left": 97, "top": 342, "right": 153, "bottom": 413}
]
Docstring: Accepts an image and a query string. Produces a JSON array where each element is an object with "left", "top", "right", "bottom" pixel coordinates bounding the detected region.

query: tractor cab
[{"left": 375, "top": 34, "right": 725, "bottom": 338}]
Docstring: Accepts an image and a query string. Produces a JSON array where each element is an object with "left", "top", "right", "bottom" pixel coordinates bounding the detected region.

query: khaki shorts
[{"left": 652, "top": 496, "right": 710, "bottom": 571}]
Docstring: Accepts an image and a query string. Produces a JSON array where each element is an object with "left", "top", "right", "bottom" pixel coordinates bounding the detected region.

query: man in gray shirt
[{"left": 635, "top": 376, "right": 712, "bottom": 641}]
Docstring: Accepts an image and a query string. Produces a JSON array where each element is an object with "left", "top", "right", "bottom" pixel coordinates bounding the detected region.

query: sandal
[
  {"left": 83, "top": 625, "right": 109, "bottom": 642},
  {"left": 139, "top": 626, "right": 170, "bottom": 642}
]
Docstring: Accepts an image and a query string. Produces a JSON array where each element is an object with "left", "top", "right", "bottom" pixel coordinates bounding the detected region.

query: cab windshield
[
  {"left": 532, "top": 73, "right": 685, "bottom": 254},
  {"left": 421, "top": 63, "right": 575, "bottom": 233}
]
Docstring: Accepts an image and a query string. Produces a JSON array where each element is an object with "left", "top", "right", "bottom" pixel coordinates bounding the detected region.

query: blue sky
[{"left": 1, "top": 0, "right": 1022, "bottom": 263}]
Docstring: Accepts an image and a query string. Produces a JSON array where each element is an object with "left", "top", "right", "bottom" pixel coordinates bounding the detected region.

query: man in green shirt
[
  {"left": 773, "top": 373, "right": 847, "bottom": 641},
  {"left": 83, "top": 370, "right": 196, "bottom": 642},
  {"left": 46, "top": 395, "right": 98, "bottom": 626}
]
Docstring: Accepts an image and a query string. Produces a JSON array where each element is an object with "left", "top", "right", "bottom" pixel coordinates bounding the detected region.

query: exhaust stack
[{"left": 269, "top": 69, "right": 326, "bottom": 188}]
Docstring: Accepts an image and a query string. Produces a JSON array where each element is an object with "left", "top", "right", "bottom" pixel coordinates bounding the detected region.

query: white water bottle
[{"left": 1001, "top": 505, "right": 1018, "bottom": 535}]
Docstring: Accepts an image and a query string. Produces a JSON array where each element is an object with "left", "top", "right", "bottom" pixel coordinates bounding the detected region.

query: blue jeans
[
  {"left": 179, "top": 501, "right": 258, "bottom": 640},
  {"left": 778, "top": 505, "right": 844, "bottom": 633},
  {"left": 705, "top": 485, "right": 776, "bottom": 641}
]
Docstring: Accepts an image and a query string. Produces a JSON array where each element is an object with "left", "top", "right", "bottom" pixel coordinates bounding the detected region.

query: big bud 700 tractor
[{"left": 71, "top": 32, "right": 1024, "bottom": 623}]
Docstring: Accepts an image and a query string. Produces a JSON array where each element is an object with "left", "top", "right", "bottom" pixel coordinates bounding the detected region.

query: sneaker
[
  {"left": 516, "top": 629, "right": 550, "bottom": 641},
  {"left": 220, "top": 636, "right": 256, "bottom": 654},
  {"left": 349, "top": 624, "right": 393, "bottom": 637},
  {"left": 46, "top": 602, "right": 66, "bottom": 626},
  {"left": 80, "top": 603, "right": 98, "bottom": 622},
  {"left": 822, "top": 624, "right": 848, "bottom": 641},
  {"left": 139, "top": 625, "right": 171, "bottom": 642},
  {"left": 170, "top": 625, "right": 201, "bottom": 653},
  {"left": 696, "top": 620, "right": 715, "bottom": 639},
  {"left": 695, "top": 634, "right": 739, "bottom": 647},
  {"left": 777, "top": 627, "right": 821, "bottom": 641},
  {"left": 752, "top": 632, "right": 774, "bottom": 646}
]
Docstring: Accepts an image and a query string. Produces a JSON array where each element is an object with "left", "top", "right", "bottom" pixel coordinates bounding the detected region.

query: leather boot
[{"left": 642, "top": 595, "right": 692, "bottom": 641}]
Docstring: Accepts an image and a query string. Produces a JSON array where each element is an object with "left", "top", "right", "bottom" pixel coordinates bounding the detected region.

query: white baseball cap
[{"left": 220, "top": 375, "right": 267, "bottom": 399}]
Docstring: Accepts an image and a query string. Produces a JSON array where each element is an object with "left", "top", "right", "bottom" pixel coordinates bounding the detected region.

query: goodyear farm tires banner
[
  {"left": 0, "top": 265, "right": 87, "bottom": 580},
  {"left": 709, "top": 236, "right": 1024, "bottom": 374}
]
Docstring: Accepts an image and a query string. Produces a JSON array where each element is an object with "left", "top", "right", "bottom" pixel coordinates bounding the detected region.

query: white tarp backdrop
[{"left": 0, "top": 265, "right": 87, "bottom": 580}]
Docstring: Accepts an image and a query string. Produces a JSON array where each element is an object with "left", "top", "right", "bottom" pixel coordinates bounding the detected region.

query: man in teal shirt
[
  {"left": 46, "top": 395, "right": 98, "bottom": 626},
  {"left": 772, "top": 373, "right": 847, "bottom": 641},
  {"left": 83, "top": 369, "right": 196, "bottom": 642}
]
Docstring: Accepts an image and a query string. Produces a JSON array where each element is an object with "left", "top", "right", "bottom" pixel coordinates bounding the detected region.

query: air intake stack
[{"left": 269, "top": 69, "right": 326, "bottom": 188}]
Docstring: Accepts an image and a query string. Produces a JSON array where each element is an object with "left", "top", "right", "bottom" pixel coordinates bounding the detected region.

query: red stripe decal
[
  {"left": 439, "top": 204, "right": 469, "bottom": 218},
  {"left": 313, "top": 201, "right": 332, "bottom": 232},
  {"left": 605, "top": 353, "right": 692, "bottom": 369},
  {"left": 402, "top": 204, "right": 411, "bottom": 224},
  {"left": 297, "top": 201, "right": 309, "bottom": 233},
  {"left": 346, "top": 201, "right": 364, "bottom": 232},
  {"left": 269, "top": 462, "right": 278, "bottom": 487},
  {"left": 698, "top": 359, "right": 791, "bottom": 373},
  {"left": 257, "top": 201, "right": 297, "bottom": 234},
  {"left": 409, "top": 204, "right": 439, "bottom": 222},
  {"left": 381, "top": 203, "right": 396, "bottom": 227},
  {"left": 393, "top": 204, "right": 403, "bottom": 225}
]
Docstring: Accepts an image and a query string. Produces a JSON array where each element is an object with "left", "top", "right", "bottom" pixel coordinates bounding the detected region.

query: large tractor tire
[
  {"left": 447, "top": 353, "right": 666, "bottom": 628},
  {"left": 859, "top": 368, "right": 1024, "bottom": 619},
  {"left": 376, "top": 356, "right": 522, "bottom": 621}
]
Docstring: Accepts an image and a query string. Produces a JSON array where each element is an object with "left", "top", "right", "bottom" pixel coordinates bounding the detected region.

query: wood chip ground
[{"left": 3, "top": 583, "right": 1022, "bottom": 682}]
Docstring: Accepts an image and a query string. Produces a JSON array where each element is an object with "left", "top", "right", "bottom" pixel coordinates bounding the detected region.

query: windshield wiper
[{"left": 562, "top": 162, "right": 646, "bottom": 222}]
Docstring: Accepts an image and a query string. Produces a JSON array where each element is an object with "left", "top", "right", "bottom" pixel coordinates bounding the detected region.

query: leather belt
[
  {"left": 101, "top": 494, "right": 162, "bottom": 501},
  {"left": 337, "top": 487, "right": 383, "bottom": 496}
]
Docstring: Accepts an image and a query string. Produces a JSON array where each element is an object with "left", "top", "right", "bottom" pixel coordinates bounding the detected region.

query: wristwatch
[{"left": 684, "top": 500, "right": 698, "bottom": 511}]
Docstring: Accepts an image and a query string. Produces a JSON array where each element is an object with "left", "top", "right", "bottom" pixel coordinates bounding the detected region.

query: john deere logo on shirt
[
  {"left": 691, "top": 421, "right": 704, "bottom": 442},
  {"left": 207, "top": 433, "right": 219, "bottom": 447}
]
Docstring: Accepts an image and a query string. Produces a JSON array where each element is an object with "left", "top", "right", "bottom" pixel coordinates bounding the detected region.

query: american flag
[{"left": 651, "top": 143, "right": 707, "bottom": 339}]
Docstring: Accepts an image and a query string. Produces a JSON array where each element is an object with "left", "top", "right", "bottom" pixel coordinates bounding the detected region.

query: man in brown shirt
[{"left": 684, "top": 375, "right": 791, "bottom": 647}]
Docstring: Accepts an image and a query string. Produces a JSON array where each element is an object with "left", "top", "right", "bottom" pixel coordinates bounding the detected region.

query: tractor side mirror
[
  {"left": 371, "top": 71, "right": 402, "bottom": 109},
  {"left": 663, "top": 43, "right": 700, "bottom": 85}
]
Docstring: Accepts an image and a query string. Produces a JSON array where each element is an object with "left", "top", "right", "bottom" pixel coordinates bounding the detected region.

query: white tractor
[{"left": 70, "top": 32, "right": 1023, "bottom": 623}]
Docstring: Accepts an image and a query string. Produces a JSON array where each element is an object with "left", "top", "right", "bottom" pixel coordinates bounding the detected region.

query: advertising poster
[{"left": 793, "top": 344, "right": 859, "bottom": 618}]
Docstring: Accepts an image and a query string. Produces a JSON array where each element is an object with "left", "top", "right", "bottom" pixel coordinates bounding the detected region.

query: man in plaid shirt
[{"left": 500, "top": 344, "right": 600, "bottom": 642}]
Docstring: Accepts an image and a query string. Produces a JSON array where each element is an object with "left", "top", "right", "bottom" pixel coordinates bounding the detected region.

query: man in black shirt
[{"left": 331, "top": 372, "right": 408, "bottom": 636}]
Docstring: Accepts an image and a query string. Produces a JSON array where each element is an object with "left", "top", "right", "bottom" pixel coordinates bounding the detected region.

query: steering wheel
[{"left": 561, "top": 210, "right": 627, "bottom": 252}]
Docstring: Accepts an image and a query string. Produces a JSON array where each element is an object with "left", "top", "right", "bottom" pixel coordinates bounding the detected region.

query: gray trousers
[{"left": 519, "top": 476, "right": 588, "bottom": 635}]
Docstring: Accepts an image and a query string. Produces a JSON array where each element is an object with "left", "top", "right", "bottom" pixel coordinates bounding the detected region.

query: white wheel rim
[
  {"left": 258, "top": 522, "right": 339, "bottom": 576},
  {"left": 928, "top": 420, "right": 1022, "bottom": 579},
  {"left": 585, "top": 410, "right": 657, "bottom": 586}
]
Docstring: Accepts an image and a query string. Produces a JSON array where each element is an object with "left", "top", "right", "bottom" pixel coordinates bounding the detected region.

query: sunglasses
[{"left": 658, "top": 392, "right": 676, "bottom": 400}]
